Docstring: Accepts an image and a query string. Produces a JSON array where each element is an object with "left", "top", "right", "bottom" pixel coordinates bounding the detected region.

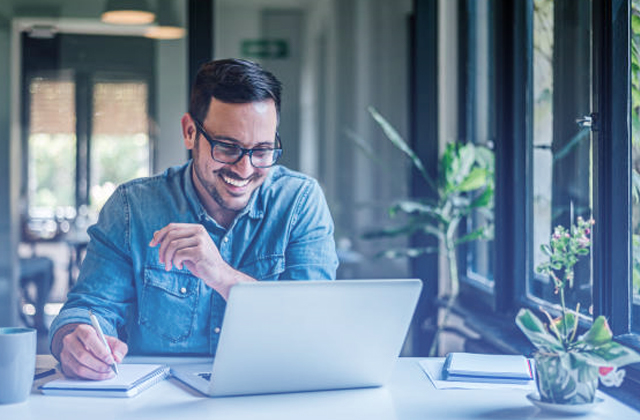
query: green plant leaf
[
  {"left": 590, "top": 341, "right": 640, "bottom": 367},
  {"left": 368, "top": 106, "right": 436, "bottom": 191},
  {"left": 633, "top": 13, "right": 640, "bottom": 34},
  {"left": 515, "top": 308, "right": 564, "bottom": 351},
  {"left": 456, "top": 167, "right": 489, "bottom": 192},
  {"left": 344, "top": 129, "right": 387, "bottom": 168},
  {"left": 454, "top": 226, "right": 489, "bottom": 245},
  {"left": 392, "top": 200, "right": 442, "bottom": 217},
  {"left": 470, "top": 186, "right": 494, "bottom": 209},
  {"left": 580, "top": 316, "right": 613, "bottom": 347},
  {"left": 541, "top": 244, "right": 553, "bottom": 256},
  {"left": 554, "top": 311, "right": 578, "bottom": 341}
]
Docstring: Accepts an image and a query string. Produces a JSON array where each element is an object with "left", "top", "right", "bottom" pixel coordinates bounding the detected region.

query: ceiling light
[
  {"left": 101, "top": 0, "right": 156, "bottom": 25},
  {"left": 144, "top": 0, "right": 185, "bottom": 40},
  {"left": 145, "top": 26, "right": 186, "bottom": 40}
]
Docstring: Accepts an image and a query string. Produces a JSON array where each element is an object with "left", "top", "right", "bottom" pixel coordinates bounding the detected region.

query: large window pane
[
  {"left": 90, "top": 81, "right": 150, "bottom": 212},
  {"left": 464, "top": 0, "right": 496, "bottom": 289},
  {"left": 531, "top": 0, "right": 593, "bottom": 316},
  {"left": 28, "top": 77, "right": 76, "bottom": 221}
]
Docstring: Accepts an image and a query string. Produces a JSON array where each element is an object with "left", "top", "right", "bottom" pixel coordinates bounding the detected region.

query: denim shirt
[{"left": 49, "top": 161, "right": 338, "bottom": 356}]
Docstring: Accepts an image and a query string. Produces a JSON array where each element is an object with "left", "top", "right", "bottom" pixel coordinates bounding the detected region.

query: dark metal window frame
[{"left": 411, "top": 0, "right": 640, "bottom": 403}]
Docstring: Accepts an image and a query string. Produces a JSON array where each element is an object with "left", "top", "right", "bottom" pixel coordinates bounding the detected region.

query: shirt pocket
[
  {"left": 139, "top": 267, "right": 200, "bottom": 343},
  {"left": 238, "top": 254, "right": 285, "bottom": 280}
]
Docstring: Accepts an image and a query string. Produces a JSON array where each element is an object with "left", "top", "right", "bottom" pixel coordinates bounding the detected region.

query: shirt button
[
  {"left": 180, "top": 287, "right": 187, "bottom": 294},
  {"left": 223, "top": 237, "right": 229, "bottom": 243},
  {"left": 214, "top": 327, "right": 221, "bottom": 334}
]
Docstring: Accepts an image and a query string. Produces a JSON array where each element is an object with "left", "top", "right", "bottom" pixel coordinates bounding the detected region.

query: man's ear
[{"left": 181, "top": 113, "right": 196, "bottom": 150}]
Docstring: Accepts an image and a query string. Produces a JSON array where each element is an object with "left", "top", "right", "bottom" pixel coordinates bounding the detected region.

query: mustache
[{"left": 216, "top": 169, "right": 256, "bottom": 182}]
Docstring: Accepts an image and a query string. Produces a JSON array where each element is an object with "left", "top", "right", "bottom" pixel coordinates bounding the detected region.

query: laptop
[{"left": 171, "top": 278, "right": 422, "bottom": 397}]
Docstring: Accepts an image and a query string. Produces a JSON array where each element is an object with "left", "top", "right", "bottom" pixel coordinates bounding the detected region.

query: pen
[{"left": 89, "top": 310, "right": 119, "bottom": 375}]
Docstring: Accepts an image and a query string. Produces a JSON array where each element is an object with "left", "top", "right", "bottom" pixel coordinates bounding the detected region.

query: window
[
  {"left": 27, "top": 76, "right": 76, "bottom": 222},
  {"left": 441, "top": 0, "right": 640, "bottom": 366},
  {"left": 530, "top": 0, "right": 594, "bottom": 317},
  {"left": 90, "top": 81, "right": 150, "bottom": 212},
  {"left": 462, "top": 0, "right": 496, "bottom": 290},
  {"left": 22, "top": 34, "right": 154, "bottom": 225}
]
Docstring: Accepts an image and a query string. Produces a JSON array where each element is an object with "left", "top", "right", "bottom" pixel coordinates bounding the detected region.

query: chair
[{"left": 19, "top": 256, "right": 54, "bottom": 333}]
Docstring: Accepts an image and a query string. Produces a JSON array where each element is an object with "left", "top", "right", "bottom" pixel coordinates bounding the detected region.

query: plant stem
[
  {"left": 428, "top": 233, "right": 459, "bottom": 357},
  {"left": 559, "top": 276, "right": 567, "bottom": 345}
]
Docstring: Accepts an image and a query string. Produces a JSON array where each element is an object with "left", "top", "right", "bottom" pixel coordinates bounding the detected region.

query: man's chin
[{"left": 215, "top": 195, "right": 250, "bottom": 212}]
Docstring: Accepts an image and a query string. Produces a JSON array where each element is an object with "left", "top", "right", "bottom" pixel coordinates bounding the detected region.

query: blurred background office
[
  {"left": 0, "top": 0, "right": 416, "bottom": 349},
  {"left": 2, "top": 2, "right": 640, "bottom": 388}
]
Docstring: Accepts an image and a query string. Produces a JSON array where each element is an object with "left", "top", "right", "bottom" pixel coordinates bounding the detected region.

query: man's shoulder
[
  {"left": 116, "top": 163, "right": 188, "bottom": 196},
  {"left": 264, "top": 165, "right": 317, "bottom": 190},
  {"left": 252, "top": 166, "right": 324, "bottom": 216}
]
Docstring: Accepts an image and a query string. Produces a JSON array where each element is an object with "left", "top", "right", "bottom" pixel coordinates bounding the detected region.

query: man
[{"left": 49, "top": 59, "right": 339, "bottom": 380}]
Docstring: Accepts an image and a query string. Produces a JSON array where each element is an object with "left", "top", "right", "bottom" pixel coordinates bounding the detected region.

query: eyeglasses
[{"left": 192, "top": 117, "right": 283, "bottom": 169}]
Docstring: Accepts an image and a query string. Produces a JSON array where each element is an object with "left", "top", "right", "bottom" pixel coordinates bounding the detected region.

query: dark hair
[{"left": 189, "top": 58, "right": 282, "bottom": 124}]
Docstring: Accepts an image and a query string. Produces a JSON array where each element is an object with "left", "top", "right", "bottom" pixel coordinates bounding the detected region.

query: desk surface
[{"left": 1, "top": 356, "right": 639, "bottom": 420}]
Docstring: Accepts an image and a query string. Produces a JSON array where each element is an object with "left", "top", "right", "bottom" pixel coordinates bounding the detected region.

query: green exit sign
[{"left": 241, "top": 39, "right": 289, "bottom": 59}]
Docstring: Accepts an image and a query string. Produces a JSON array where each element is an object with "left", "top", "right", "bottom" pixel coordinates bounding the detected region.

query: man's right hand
[{"left": 52, "top": 323, "right": 128, "bottom": 380}]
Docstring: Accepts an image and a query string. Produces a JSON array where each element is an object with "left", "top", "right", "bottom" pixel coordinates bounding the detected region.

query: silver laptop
[{"left": 171, "top": 278, "right": 422, "bottom": 397}]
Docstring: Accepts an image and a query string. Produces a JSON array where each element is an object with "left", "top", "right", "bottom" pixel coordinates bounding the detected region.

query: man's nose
[{"left": 232, "top": 152, "right": 254, "bottom": 176}]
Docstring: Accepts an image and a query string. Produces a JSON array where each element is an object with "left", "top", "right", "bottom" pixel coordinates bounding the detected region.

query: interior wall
[
  {"left": 155, "top": 38, "right": 189, "bottom": 172},
  {"left": 325, "top": 0, "right": 412, "bottom": 279},
  {"left": 0, "top": 14, "right": 18, "bottom": 326}
]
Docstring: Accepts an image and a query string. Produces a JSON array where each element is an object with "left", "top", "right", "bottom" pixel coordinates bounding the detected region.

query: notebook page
[{"left": 41, "top": 364, "right": 167, "bottom": 391}]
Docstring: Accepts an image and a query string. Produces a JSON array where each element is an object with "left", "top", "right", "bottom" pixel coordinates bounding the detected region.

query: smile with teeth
[{"left": 222, "top": 175, "right": 250, "bottom": 187}]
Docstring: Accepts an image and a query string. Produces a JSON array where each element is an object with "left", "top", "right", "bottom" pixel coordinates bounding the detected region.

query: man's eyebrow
[
  {"left": 211, "top": 135, "right": 276, "bottom": 148},
  {"left": 211, "top": 135, "right": 240, "bottom": 143}
]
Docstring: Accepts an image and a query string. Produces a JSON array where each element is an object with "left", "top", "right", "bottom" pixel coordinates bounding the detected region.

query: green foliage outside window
[{"left": 30, "top": 134, "right": 76, "bottom": 211}]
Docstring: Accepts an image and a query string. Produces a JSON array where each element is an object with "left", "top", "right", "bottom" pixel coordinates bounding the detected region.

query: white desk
[{"left": 1, "top": 356, "right": 639, "bottom": 420}]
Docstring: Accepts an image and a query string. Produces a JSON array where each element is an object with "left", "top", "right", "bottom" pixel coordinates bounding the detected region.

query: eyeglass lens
[{"left": 212, "top": 143, "right": 280, "bottom": 168}]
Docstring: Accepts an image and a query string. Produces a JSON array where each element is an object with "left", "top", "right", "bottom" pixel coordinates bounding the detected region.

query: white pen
[{"left": 89, "top": 310, "right": 119, "bottom": 375}]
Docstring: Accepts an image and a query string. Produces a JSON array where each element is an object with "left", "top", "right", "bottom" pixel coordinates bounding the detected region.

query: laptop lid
[{"left": 182, "top": 278, "right": 422, "bottom": 397}]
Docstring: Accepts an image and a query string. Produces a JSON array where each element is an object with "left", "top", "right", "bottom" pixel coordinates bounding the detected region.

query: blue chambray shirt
[{"left": 49, "top": 161, "right": 338, "bottom": 356}]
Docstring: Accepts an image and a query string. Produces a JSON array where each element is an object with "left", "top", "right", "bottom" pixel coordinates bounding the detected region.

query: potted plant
[
  {"left": 516, "top": 216, "right": 640, "bottom": 405},
  {"left": 355, "top": 107, "right": 494, "bottom": 356}
]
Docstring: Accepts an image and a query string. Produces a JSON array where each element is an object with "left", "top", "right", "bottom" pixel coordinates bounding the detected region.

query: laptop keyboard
[{"left": 198, "top": 372, "right": 212, "bottom": 381}]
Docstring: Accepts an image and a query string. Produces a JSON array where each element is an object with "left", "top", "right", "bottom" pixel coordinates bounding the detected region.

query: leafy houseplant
[
  {"left": 516, "top": 217, "right": 640, "bottom": 404},
  {"left": 358, "top": 107, "right": 494, "bottom": 356}
]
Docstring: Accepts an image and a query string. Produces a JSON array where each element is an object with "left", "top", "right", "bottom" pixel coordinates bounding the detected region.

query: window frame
[{"left": 412, "top": 0, "right": 640, "bottom": 401}]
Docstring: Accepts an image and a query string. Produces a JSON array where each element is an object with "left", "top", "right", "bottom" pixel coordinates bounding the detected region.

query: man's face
[{"left": 183, "top": 98, "right": 278, "bottom": 221}]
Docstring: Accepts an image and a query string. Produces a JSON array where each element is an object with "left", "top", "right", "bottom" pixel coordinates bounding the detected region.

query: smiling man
[{"left": 49, "top": 59, "right": 339, "bottom": 380}]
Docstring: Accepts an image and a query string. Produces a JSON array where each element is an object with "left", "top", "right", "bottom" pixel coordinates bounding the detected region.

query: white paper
[
  {"left": 445, "top": 352, "right": 532, "bottom": 379},
  {"left": 418, "top": 358, "right": 536, "bottom": 391}
]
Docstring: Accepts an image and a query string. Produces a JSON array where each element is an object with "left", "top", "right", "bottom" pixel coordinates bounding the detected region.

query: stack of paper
[{"left": 442, "top": 352, "right": 533, "bottom": 385}]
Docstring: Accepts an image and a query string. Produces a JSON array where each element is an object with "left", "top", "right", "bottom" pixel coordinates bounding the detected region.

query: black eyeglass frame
[{"left": 191, "top": 116, "right": 283, "bottom": 168}]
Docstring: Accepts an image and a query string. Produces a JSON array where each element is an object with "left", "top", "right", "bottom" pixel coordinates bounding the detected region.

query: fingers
[
  {"left": 149, "top": 223, "right": 208, "bottom": 271},
  {"left": 59, "top": 324, "right": 116, "bottom": 380},
  {"left": 149, "top": 223, "right": 195, "bottom": 248},
  {"left": 106, "top": 336, "right": 129, "bottom": 363},
  {"left": 161, "top": 237, "right": 200, "bottom": 271}
]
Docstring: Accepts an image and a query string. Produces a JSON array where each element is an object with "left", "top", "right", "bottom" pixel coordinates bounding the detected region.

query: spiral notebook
[{"left": 40, "top": 364, "right": 170, "bottom": 398}]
